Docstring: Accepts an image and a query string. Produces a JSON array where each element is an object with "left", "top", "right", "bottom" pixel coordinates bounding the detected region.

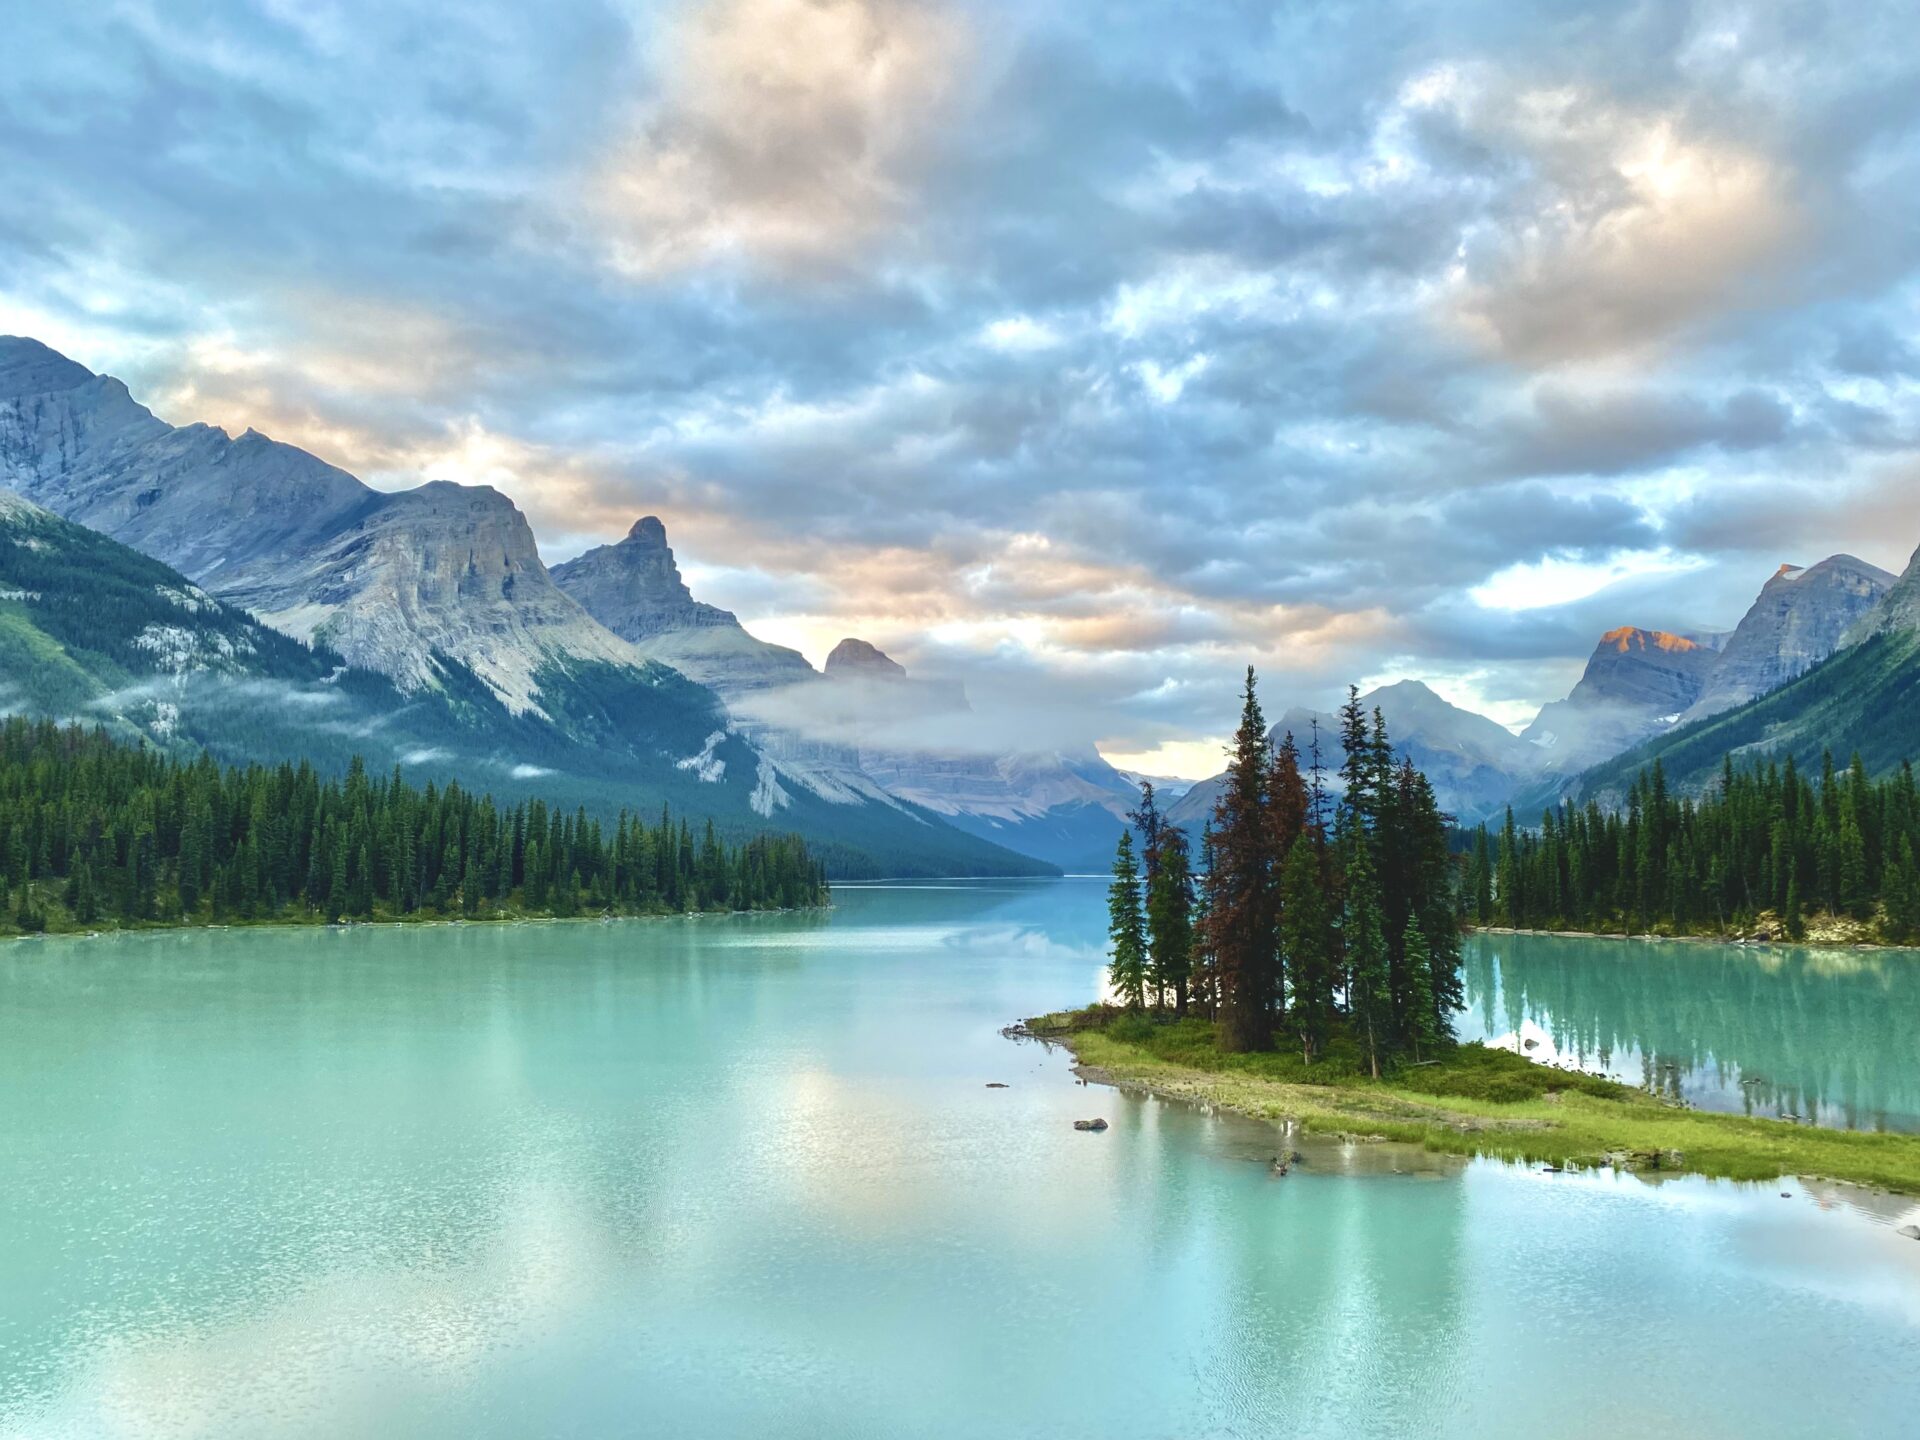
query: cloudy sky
[{"left": 4, "top": 0, "right": 1918, "bottom": 775}]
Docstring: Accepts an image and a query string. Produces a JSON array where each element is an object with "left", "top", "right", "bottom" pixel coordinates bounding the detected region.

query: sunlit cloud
[
  {"left": 595, "top": 0, "right": 971, "bottom": 276},
  {"left": 1441, "top": 79, "right": 1803, "bottom": 365},
  {"left": 1471, "top": 549, "right": 1711, "bottom": 612},
  {"left": 3, "top": 0, "right": 1918, "bottom": 756}
]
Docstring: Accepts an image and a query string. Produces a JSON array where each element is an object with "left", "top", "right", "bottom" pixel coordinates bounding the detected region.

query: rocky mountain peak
[
  {"left": 550, "top": 514, "right": 738, "bottom": 640},
  {"left": 552, "top": 513, "right": 815, "bottom": 698},
  {"left": 624, "top": 515, "right": 669, "bottom": 547},
  {"left": 1847, "top": 543, "right": 1920, "bottom": 642},
  {"left": 1520, "top": 623, "right": 1721, "bottom": 777},
  {"left": 825, "top": 638, "right": 908, "bottom": 679},
  {"left": 1683, "top": 552, "right": 1896, "bottom": 722},
  {"left": 1598, "top": 626, "right": 1701, "bottom": 656},
  {"left": 0, "top": 335, "right": 98, "bottom": 396}
]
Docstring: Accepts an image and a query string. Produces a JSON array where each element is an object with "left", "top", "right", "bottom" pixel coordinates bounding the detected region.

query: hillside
[
  {"left": 0, "top": 490, "right": 1052, "bottom": 879},
  {"left": 1571, "top": 630, "right": 1920, "bottom": 805}
]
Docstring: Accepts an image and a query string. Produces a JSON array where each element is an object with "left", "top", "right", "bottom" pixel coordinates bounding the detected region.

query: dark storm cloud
[{"left": 3, "top": 0, "right": 1919, "bottom": 764}]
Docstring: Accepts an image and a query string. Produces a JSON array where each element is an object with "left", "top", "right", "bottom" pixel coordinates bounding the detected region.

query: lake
[{"left": 3, "top": 879, "right": 1918, "bottom": 1438}]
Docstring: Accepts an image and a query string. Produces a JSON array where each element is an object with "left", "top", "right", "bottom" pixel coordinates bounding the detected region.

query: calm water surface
[
  {"left": 3, "top": 879, "right": 1919, "bottom": 1439},
  {"left": 1459, "top": 932, "right": 1920, "bottom": 1131}
]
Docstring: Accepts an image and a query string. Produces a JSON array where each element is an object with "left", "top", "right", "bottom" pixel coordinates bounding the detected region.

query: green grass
[{"left": 1029, "top": 1006, "right": 1920, "bottom": 1192}]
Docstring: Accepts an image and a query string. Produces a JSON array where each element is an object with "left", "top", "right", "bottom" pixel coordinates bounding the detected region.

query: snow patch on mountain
[{"left": 677, "top": 730, "right": 729, "bottom": 783}]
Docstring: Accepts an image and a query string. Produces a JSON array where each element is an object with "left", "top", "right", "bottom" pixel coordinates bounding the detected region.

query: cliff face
[
  {"left": 1682, "top": 556, "right": 1895, "bottom": 723},
  {"left": 552, "top": 516, "right": 814, "bottom": 696},
  {"left": 1522, "top": 627, "right": 1721, "bottom": 776},
  {"left": 0, "top": 337, "right": 374, "bottom": 592},
  {"left": 1845, "top": 544, "right": 1920, "bottom": 644},
  {"left": 240, "top": 481, "right": 640, "bottom": 712},
  {"left": 0, "top": 335, "right": 649, "bottom": 720}
]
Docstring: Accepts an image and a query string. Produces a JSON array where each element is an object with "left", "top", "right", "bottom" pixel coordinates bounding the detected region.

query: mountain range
[
  {"left": 1575, "top": 542, "right": 1920, "bottom": 804},
  {"left": 6, "top": 332, "right": 1916, "bottom": 860},
  {"left": 0, "top": 336, "right": 1057, "bottom": 878},
  {"left": 546, "top": 506, "right": 1143, "bottom": 868},
  {"left": 1168, "top": 545, "right": 1909, "bottom": 832}
]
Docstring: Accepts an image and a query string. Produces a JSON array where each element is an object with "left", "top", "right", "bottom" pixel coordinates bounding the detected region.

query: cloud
[
  {"left": 1439, "top": 80, "right": 1804, "bottom": 366},
  {"left": 594, "top": 0, "right": 970, "bottom": 276},
  {"left": 4, "top": 0, "right": 1920, "bottom": 766}
]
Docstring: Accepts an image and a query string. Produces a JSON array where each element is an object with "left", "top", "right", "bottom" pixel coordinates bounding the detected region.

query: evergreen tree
[
  {"left": 1144, "top": 824, "right": 1194, "bottom": 1014},
  {"left": 1106, "top": 830, "right": 1148, "bottom": 1008},
  {"left": 0, "top": 718, "right": 828, "bottom": 936},
  {"left": 1342, "top": 836, "right": 1391, "bottom": 1079},
  {"left": 1201, "top": 668, "right": 1278, "bottom": 1051},
  {"left": 1402, "top": 918, "right": 1442, "bottom": 1060},
  {"left": 1278, "top": 835, "right": 1331, "bottom": 1061}
]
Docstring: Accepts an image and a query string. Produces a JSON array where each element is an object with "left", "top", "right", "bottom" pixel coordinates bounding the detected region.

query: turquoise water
[
  {"left": 2, "top": 879, "right": 1918, "bottom": 1439},
  {"left": 1460, "top": 933, "right": 1920, "bottom": 1131}
]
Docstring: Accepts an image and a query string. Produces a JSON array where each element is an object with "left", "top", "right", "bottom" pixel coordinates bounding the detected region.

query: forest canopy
[{"left": 0, "top": 718, "right": 829, "bottom": 936}]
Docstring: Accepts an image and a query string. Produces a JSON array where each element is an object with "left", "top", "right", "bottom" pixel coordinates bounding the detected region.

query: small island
[{"left": 1048, "top": 670, "right": 1920, "bottom": 1194}]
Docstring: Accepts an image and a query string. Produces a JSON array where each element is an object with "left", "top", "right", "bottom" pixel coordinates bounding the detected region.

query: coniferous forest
[
  {"left": 1464, "top": 751, "right": 1920, "bottom": 944},
  {"left": 1108, "top": 671, "right": 1462, "bottom": 1075},
  {"left": 0, "top": 718, "right": 829, "bottom": 936}
]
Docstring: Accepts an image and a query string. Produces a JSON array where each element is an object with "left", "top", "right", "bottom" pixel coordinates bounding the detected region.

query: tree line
[
  {"left": 1107, "top": 671, "right": 1462, "bottom": 1074},
  {"left": 1466, "top": 750, "right": 1920, "bottom": 942},
  {"left": 0, "top": 718, "right": 829, "bottom": 935}
]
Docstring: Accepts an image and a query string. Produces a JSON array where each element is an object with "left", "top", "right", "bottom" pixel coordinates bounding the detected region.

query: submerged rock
[{"left": 1073, "top": 1118, "right": 1109, "bottom": 1132}]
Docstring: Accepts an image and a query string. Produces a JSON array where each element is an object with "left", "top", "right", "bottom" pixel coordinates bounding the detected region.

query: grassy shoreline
[
  {"left": 1022, "top": 1006, "right": 1920, "bottom": 1194},
  {"left": 1473, "top": 921, "right": 1920, "bottom": 952},
  {"left": 0, "top": 901, "right": 830, "bottom": 945}
]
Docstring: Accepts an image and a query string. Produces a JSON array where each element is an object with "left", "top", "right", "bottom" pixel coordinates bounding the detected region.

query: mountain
[
  {"left": 0, "top": 339, "right": 371, "bottom": 593},
  {"left": 0, "top": 336, "right": 640, "bottom": 725},
  {"left": 817, "top": 638, "right": 1139, "bottom": 870},
  {"left": 0, "top": 486, "right": 401, "bottom": 754},
  {"left": 1168, "top": 679, "right": 1543, "bottom": 829},
  {"left": 1521, "top": 627, "right": 1722, "bottom": 777},
  {"left": 0, "top": 487, "right": 752, "bottom": 808},
  {"left": 556, "top": 524, "right": 1144, "bottom": 868},
  {"left": 550, "top": 516, "right": 922, "bottom": 816},
  {"left": 550, "top": 516, "right": 815, "bottom": 696},
  {"left": 1115, "top": 770, "right": 1197, "bottom": 800},
  {"left": 1846, "top": 548, "right": 1920, "bottom": 642},
  {"left": 0, "top": 338, "right": 1051, "bottom": 879},
  {"left": 1679, "top": 556, "right": 1894, "bottom": 723},
  {"left": 1570, "top": 541, "right": 1920, "bottom": 804}
]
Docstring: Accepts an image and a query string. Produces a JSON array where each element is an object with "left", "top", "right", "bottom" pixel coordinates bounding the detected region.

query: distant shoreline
[
  {"left": 1472, "top": 925, "right": 1920, "bottom": 954},
  {"left": 0, "top": 903, "right": 832, "bottom": 947}
]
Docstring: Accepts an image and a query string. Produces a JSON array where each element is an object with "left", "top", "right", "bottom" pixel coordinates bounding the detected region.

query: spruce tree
[
  {"left": 1145, "top": 824, "right": 1194, "bottom": 1014},
  {"left": 1202, "top": 668, "right": 1277, "bottom": 1051},
  {"left": 1278, "top": 835, "right": 1331, "bottom": 1061},
  {"left": 1343, "top": 836, "right": 1391, "bottom": 1079},
  {"left": 1107, "top": 830, "right": 1148, "bottom": 1009},
  {"left": 1402, "top": 917, "right": 1442, "bottom": 1060}
]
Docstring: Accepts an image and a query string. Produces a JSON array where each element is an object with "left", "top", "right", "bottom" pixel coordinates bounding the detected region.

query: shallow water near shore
[
  {"left": 3, "top": 878, "right": 1919, "bottom": 1438},
  {"left": 1459, "top": 931, "right": 1920, "bottom": 1130}
]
